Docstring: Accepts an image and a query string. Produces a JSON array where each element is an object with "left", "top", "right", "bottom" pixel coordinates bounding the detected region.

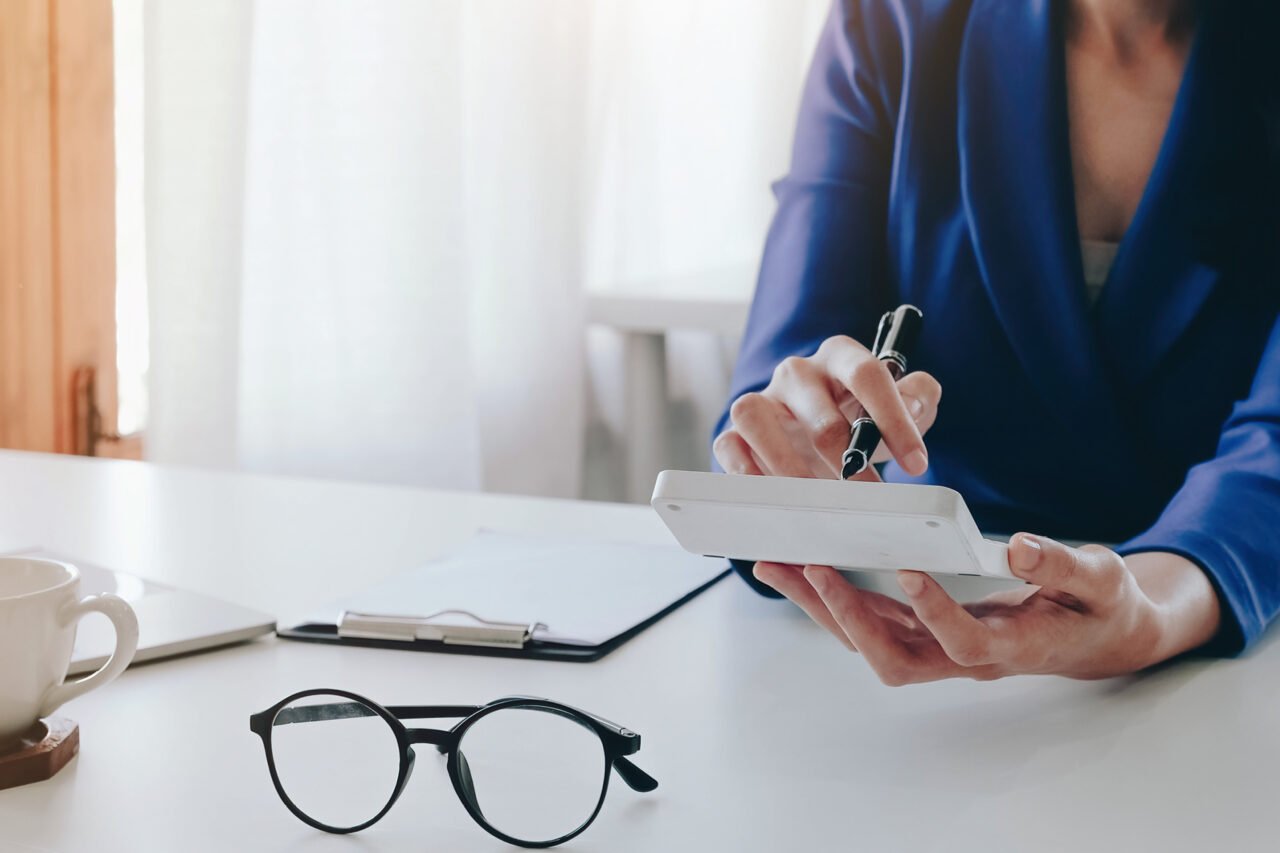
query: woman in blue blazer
[{"left": 715, "top": 0, "right": 1280, "bottom": 682}]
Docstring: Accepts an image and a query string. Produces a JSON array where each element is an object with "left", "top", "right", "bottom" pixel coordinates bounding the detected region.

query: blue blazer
[{"left": 718, "top": 0, "right": 1280, "bottom": 653}]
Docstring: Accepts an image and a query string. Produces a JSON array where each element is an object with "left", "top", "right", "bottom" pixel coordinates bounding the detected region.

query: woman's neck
[{"left": 1067, "top": 0, "right": 1196, "bottom": 60}]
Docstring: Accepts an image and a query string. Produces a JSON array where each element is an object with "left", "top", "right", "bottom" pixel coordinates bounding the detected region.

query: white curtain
[{"left": 144, "top": 0, "right": 827, "bottom": 496}]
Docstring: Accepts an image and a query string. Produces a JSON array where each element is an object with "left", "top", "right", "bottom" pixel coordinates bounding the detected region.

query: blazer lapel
[
  {"left": 1097, "top": 6, "right": 1260, "bottom": 382},
  {"left": 957, "top": 0, "right": 1122, "bottom": 434}
]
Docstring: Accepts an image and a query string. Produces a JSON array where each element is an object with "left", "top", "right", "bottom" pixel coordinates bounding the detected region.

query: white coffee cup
[{"left": 0, "top": 557, "right": 139, "bottom": 747}]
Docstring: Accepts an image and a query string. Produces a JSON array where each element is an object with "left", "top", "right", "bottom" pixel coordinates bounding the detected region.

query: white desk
[{"left": 0, "top": 450, "right": 1277, "bottom": 853}]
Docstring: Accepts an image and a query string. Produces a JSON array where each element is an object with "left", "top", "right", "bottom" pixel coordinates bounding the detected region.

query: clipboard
[{"left": 277, "top": 532, "right": 730, "bottom": 662}]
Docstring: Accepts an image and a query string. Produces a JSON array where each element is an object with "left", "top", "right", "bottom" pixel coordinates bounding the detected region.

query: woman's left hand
[{"left": 754, "top": 534, "right": 1222, "bottom": 683}]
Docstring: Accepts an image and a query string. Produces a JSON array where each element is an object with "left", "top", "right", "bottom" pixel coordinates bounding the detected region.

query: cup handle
[{"left": 38, "top": 593, "right": 140, "bottom": 718}]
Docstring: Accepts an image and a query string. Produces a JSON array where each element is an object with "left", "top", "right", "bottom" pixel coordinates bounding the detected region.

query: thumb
[{"left": 1007, "top": 534, "right": 1127, "bottom": 607}]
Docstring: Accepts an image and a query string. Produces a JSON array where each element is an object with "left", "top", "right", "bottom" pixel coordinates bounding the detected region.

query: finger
[
  {"left": 817, "top": 338, "right": 928, "bottom": 476},
  {"left": 897, "top": 571, "right": 1006, "bottom": 668},
  {"left": 712, "top": 429, "right": 764, "bottom": 476},
  {"left": 870, "top": 372, "right": 942, "bottom": 463},
  {"left": 764, "top": 357, "right": 849, "bottom": 475},
  {"left": 1007, "top": 534, "right": 1128, "bottom": 609},
  {"left": 846, "top": 463, "right": 883, "bottom": 484},
  {"left": 754, "top": 562, "right": 857, "bottom": 651},
  {"left": 804, "top": 565, "right": 959, "bottom": 685},
  {"left": 852, "top": 584, "right": 927, "bottom": 629},
  {"left": 964, "top": 584, "right": 1042, "bottom": 614},
  {"left": 728, "top": 392, "right": 811, "bottom": 478},
  {"left": 770, "top": 567, "right": 921, "bottom": 629}
]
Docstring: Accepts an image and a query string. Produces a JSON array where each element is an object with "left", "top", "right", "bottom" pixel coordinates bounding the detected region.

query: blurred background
[{"left": 0, "top": 0, "right": 827, "bottom": 503}]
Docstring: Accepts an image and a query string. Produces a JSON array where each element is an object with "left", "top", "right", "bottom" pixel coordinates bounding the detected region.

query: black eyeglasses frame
[{"left": 249, "top": 688, "right": 658, "bottom": 849}]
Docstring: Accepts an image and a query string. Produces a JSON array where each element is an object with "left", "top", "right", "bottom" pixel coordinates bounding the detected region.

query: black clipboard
[{"left": 277, "top": 568, "right": 728, "bottom": 663}]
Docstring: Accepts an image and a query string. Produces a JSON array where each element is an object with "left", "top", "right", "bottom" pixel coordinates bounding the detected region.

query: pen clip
[
  {"left": 870, "top": 311, "right": 893, "bottom": 357},
  {"left": 874, "top": 305, "right": 922, "bottom": 372}
]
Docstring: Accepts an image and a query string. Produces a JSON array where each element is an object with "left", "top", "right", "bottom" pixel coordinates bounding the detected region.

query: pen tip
[{"left": 841, "top": 451, "right": 868, "bottom": 480}]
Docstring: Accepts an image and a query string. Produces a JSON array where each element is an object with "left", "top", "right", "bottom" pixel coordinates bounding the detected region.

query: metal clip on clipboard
[{"left": 337, "top": 609, "right": 548, "bottom": 650}]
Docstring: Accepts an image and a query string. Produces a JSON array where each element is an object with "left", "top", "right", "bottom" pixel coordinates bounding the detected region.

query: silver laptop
[{"left": 11, "top": 549, "right": 275, "bottom": 675}]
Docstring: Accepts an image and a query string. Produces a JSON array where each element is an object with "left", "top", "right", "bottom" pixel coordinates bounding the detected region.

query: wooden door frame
[{"left": 0, "top": 0, "right": 118, "bottom": 455}]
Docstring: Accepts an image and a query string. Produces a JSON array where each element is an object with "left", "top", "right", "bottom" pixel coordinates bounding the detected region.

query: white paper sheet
[{"left": 308, "top": 531, "right": 729, "bottom": 646}]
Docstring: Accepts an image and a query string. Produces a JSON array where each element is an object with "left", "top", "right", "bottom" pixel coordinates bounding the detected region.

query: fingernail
[
  {"left": 906, "top": 396, "right": 925, "bottom": 420},
  {"left": 1011, "top": 534, "right": 1043, "bottom": 574},
  {"left": 897, "top": 571, "right": 925, "bottom": 596},
  {"left": 903, "top": 449, "right": 928, "bottom": 476}
]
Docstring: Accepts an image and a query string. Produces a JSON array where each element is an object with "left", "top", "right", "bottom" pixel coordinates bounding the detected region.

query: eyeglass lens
[
  {"left": 457, "top": 706, "right": 609, "bottom": 844},
  {"left": 269, "top": 693, "right": 402, "bottom": 831}
]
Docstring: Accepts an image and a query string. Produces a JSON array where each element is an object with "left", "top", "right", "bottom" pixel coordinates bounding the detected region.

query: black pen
[{"left": 840, "top": 305, "right": 924, "bottom": 479}]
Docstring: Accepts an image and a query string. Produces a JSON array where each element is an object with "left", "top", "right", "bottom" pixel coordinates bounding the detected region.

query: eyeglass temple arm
[
  {"left": 385, "top": 705, "right": 482, "bottom": 720},
  {"left": 264, "top": 702, "right": 483, "bottom": 727},
  {"left": 613, "top": 756, "right": 659, "bottom": 793},
  {"left": 393, "top": 696, "right": 637, "bottom": 745},
  {"left": 497, "top": 695, "right": 635, "bottom": 740}
]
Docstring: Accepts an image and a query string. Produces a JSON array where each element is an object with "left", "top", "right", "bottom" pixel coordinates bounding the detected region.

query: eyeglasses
[{"left": 249, "top": 689, "right": 658, "bottom": 849}]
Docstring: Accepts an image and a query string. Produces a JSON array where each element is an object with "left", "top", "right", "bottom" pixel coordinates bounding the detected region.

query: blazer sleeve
[
  {"left": 1118, "top": 312, "right": 1280, "bottom": 655},
  {"left": 714, "top": 0, "right": 900, "bottom": 595}
]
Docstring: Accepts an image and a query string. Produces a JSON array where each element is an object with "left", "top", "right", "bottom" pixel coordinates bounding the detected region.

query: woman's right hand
[{"left": 713, "top": 335, "right": 942, "bottom": 482}]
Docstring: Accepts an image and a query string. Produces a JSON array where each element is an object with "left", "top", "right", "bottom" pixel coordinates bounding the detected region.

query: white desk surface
[{"left": 0, "top": 450, "right": 1277, "bottom": 853}]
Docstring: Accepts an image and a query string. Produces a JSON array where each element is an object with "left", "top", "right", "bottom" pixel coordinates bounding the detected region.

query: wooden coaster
[{"left": 0, "top": 718, "right": 79, "bottom": 791}]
